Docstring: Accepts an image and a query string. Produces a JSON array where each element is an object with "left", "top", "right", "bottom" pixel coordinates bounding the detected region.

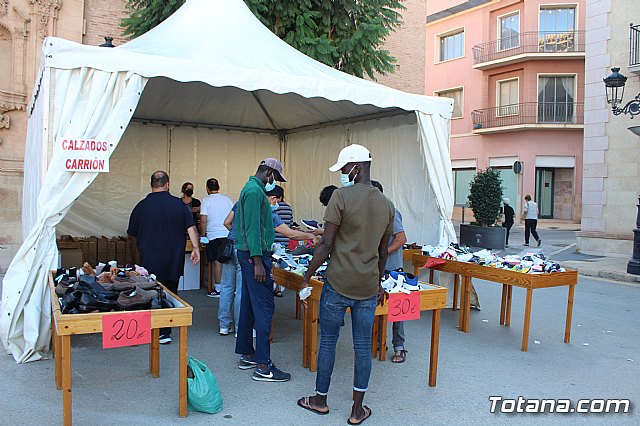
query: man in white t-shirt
[
  {"left": 523, "top": 194, "right": 541, "bottom": 247},
  {"left": 200, "top": 178, "right": 234, "bottom": 297}
]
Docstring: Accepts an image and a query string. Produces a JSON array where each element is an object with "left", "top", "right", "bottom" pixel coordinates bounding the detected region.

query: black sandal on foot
[
  {"left": 297, "top": 396, "right": 329, "bottom": 415},
  {"left": 347, "top": 405, "right": 372, "bottom": 425},
  {"left": 391, "top": 350, "right": 407, "bottom": 363}
]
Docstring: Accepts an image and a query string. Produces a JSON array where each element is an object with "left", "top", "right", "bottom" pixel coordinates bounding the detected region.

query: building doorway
[{"left": 535, "top": 168, "right": 554, "bottom": 218}]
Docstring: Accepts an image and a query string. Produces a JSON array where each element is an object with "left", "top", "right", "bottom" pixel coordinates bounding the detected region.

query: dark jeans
[
  {"left": 315, "top": 281, "right": 377, "bottom": 395},
  {"left": 502, "top": 221, "right": 513, "bottom": 245},
  {"left": 524, "top": 219, "right": 540, "bottom": 244},
  {"left": 234, "top": 250, "right": 274, "bottom": 365},
  {"left": 159, "top": 279, "right": 178, "bottom": 336}
]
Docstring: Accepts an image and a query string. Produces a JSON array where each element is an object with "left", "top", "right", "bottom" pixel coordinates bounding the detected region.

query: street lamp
[{"left": 603, "top": 67, "right": 639, "bottom": 117}]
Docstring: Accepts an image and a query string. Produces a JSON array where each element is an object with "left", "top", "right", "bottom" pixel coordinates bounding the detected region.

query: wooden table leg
[
  {"left": 564, "top": 284, "right": 575, "bottom": 344},
  {"left": 452, "top": 274, "right": 459, "bottom": 311},
  {"left": 302, "top": 305, "right": 310, "bottom": 368},
  {"left": 52, "top": 317, "right": 62, "bottom": 390},
  {"left": 61, "top": 335, "right": 72, "bottom": 426},
  {"left": 429, "top": 309, "right": 441, "bottom": 387},
  {"left": 458, "top": 276, "right": 466, "bottom": 331},
  {"left": 505, "top": 285, "right": 513, "bottom": 327},
  {"left": 371, "top": 316, "right": 379, "bottom": 359},
  {"left": 499, "top": 284, "right": 507, "bottom": 325},
  {"left": 429, "top": 269, "right": 435, "bottom": 284},
  {"left": 310, "top": 299, "right": 319, "bottom": 372},
  {"left": 463, "top": 277, "right": 471, "bottom": 333},
  {"left": 521, "top": 288, "right": 533, "bottom": 352},
  {"left": 179, "top": 326, "right": 188, "bottom": 417},
  {"left": 295, "top": 297, "right": 301, "bottom": 320},
  {"left": 378, "top": 315, "right": 388, "bottom": 362},
  {"left": 149, "top": 328, "right": 160, "bottom": 378}
]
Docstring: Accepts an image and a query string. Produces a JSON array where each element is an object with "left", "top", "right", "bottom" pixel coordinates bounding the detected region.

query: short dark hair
[
  {"left": 257, "top": 164, "right": 271, "bottom": 175},
  {"left": 266, "top": 185, "right": 284, "bottom": 199},
  {"left": 319, "top": 185, "right": 338, "bottom": 206},
  {"left": 206, "top": 178, "right": 220, "bottom": 191},
  {"left": 371, "top": 180, "right": 383, "bottom": 193},
  {"left": 150, "top": 171, "right": 168, "bottom": 188},
  {"left": 524, "top": 194, "right": 531, "bottom": 201},
  {"left": 181, "top": 182, "right": 193, "bottom": 193}
]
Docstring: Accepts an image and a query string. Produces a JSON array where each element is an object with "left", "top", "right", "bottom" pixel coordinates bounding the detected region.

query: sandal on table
[
  {"left": 297, "top": 396, "right": 329, "bottom": 415},
  {"left": 391, "top": 349, "right": 407, "bottom": 363}
]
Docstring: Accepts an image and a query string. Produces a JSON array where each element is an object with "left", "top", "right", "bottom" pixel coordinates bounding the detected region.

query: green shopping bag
[{"left": 187, "top": 356, "right": 223, "bottom": 414}]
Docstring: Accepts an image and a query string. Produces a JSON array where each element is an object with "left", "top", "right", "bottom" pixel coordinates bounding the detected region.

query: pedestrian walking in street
[
  {"left": 523, "top": 194, "right": 541, "bottom": 247},
  {"left": 501, "top": 198, "right": 515, "bottom": 248}
]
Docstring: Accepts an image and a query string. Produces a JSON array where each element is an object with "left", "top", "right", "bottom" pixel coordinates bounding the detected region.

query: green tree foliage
[
  {"left": 121, "top": 0, "right": 404, "bottom": 79},
  {"left": 467, "top": 168, "right": 503, "bottom": 227}
]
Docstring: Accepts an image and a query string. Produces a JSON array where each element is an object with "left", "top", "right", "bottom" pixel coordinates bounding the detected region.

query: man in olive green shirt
[
  {"left": 234, "top": 158, "right": 291, "bottom": 382},
  {"left": 297, "top": 144, "right": 394, "bottom": 425}
]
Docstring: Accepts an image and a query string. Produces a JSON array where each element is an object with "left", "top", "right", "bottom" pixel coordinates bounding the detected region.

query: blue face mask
[
  {"left": 265, "top": 176, "right": 276, "bottom": 192},
  {"left": 340, "top": 165, "right": 357, "bottom": 187},
  {"left": 270, "top": 203, "right": 279, "bottom": 211}
]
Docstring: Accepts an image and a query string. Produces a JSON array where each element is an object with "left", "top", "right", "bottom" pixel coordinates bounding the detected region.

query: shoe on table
[
  {"left": 252, "top": 362, "right": 291, "bottom": 382},
  {"left": 159, "top": 334, "right": 172, "bottom": 345},
  {"left": 301, "top": 219, "right": 320, "bottom": 230},
  {"left": 207, "top": 289, "right": 220, "bottom": 298},
  {"left": 238, "top": 355, "right": 257, "bottom": 370},
  {"left": 219, "top": 326, "right": 234, "bottom": 336}
]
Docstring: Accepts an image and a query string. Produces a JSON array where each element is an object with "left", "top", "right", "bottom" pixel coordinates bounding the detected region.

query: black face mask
[{"left": 184, "top": 189, "right": 194, "bottom": 197}]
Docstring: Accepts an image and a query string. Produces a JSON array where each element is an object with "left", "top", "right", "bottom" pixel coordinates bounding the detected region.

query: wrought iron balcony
[
  {"left": 630, "top": 24, "right": 640, "bottom": 73},
  {"left": 472, "top": 31, "right": 585, "bottom": 68},
  {"left": 471, "top": 102, "right": 584, "bottom": 132}
]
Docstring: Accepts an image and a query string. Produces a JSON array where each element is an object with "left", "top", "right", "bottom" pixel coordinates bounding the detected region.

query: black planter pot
[{"left": 460, "top": 224, "right": 506, "bottom": 250}]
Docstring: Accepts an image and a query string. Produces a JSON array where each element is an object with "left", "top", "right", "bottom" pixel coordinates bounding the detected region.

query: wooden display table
[
  {"left": 49, "top": 273, "right": 193, "bottom": 425},
  {"left": 411, "top": 254, "right": 578, "bottom": 352},
  {"left": 272, "top": 267, "right": 447, "bottom": 387}
]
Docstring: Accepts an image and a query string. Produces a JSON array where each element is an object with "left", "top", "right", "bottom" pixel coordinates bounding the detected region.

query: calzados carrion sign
[{"left": 60, "top": 138, "right": 110, "bottom": 172}]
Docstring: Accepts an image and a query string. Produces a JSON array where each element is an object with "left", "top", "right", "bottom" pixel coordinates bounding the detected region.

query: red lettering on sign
[
  {"left": 388, "top": 292, "right": 420, "bottom": 322},
  {"left": 102, "top": 312, "right": 151, "bottom": 349}
]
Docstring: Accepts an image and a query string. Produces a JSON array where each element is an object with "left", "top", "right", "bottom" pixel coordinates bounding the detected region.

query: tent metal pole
[
  {"left": 283, "top": 109, "right": 411, "bottom": 135},
  {"left": 251, "top": 92, "right": 281, "bottom": 134}
]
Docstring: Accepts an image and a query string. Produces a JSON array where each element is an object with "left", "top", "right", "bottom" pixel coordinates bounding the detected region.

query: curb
[{"left": 558, "top": 263, "right": 640, "bottom": 284}]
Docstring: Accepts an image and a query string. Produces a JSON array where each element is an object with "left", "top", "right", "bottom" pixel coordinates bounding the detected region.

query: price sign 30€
[
  {"left": 388, "top": 292, "right": 420, "bottom": 322},
  {"left": 102, "top": 312, "right": 151, "bottom": 349}
]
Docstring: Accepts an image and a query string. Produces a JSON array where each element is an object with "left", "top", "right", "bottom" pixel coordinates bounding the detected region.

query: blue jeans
[
  {"left": 315, "top": 281, "right": 377, "bottom": 395},
  {"left": 392, "top": 322, "right": 406, "bottom": 351},
  {"left": 218, "top": 246, "right": 242, "bottom": 329},
  {"left": 234, "top": 250, "right": 275, "bottom": 365}
]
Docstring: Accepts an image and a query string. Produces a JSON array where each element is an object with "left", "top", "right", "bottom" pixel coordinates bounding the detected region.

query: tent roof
[{"left": 42, "top": 0, "right": 452, "bottom": 132}]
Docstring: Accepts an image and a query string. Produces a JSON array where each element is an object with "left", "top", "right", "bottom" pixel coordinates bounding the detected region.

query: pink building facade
[{"left": 426, "top": 0, "right": 585, "bottom": 222}]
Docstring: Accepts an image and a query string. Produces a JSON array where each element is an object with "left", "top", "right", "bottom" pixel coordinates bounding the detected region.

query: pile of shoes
[
  {"left": 420, "top": 243, "right": 566, "bottom": 274},
  {"left": 271, "top": 248, "right": 327, "bottom": 278},
  {"left": 55, "top": 265, "right": 174, "bottom": 314},
  {"left": 381, "top": 270, "right": 421, "bottom": 293}
]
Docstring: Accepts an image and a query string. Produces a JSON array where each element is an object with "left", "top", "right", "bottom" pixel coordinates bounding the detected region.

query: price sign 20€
[
  {"left": 388, "top": 292, "right": 420, "bottom": 323},
  {"left": 102, "top": 312, "right": 151, "bottom": 349}
]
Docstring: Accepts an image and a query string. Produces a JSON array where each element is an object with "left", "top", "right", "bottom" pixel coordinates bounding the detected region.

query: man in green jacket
[{"left": 234, "top": 158, "right": 291, "bottom": 382}]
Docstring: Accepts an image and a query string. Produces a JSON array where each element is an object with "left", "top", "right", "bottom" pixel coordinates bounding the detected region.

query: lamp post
[
  {"left": 603, "top": 67, "right": 640, "bottom": 117},
  {"left": 603, "top": 67, "right": 640, "bottom": 275}
]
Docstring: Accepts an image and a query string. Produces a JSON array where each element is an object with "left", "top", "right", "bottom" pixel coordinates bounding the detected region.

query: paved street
[{"left": 1, "top": 261, "right": 639, "bottom": 425}]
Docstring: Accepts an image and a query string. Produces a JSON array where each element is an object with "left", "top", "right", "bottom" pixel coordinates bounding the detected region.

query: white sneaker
[{"left": 219, "top": 326, "right": 234, "bottom": 336}]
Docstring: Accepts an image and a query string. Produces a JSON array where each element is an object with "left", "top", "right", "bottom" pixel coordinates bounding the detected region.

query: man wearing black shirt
[
  {"left": 502, "top": 198, "right": 515, "bottom": 248},
  {"left": 127, "top": 171, "right": 200, "bottom": 344}
]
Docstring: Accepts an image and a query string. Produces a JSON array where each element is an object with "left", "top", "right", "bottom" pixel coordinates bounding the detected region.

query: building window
[
  {"left": 499, "top": 12, "right": 520, "bottom": 50},
  {"left": 453, "top": 168, "right": 475, "bottom": 206},
  {"left": 497, "top": 78, "right": 518, "bottom": 116},
  {"left": 437, "top": 88, "right": 464, "bottom": 118},
  {"left": 539, "top": 6, "right": 576, "bottom": 52},
  {"left": 439, "top": 29, "right": 464, "bottom": 61},
  {"left": 538, "top": 76, "right": 575, "bottom": 123}
]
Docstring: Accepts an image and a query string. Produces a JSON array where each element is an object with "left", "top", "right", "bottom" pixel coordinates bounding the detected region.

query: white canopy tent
[{"left": 1, "top": 0, "right": 455, "bottom": 362}]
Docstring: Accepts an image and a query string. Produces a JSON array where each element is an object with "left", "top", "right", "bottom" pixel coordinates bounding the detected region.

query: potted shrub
[{"left": 459, "top": 168, "right": 506, "bottom": 249}]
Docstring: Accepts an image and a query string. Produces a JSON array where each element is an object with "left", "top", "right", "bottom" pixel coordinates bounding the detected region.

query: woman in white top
[{"left": 523, "top": 194, "right": 541, "bottom": 247}]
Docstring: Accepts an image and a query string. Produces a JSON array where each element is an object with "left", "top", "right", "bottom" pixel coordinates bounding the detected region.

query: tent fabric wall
[
  {"left": 58, "top": 123, "right": 280, "bottom": 237},
  {"left": 1, "top": 69, "right": 147, "bottom": 362},
  {"left": 285, "top": 114, "right": 441, "bottom": 245}
]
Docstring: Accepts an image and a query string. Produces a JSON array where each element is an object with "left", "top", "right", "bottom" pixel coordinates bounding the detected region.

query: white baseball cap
[{"left": 329, "top": 144, "right": 372, "bottom": 172}]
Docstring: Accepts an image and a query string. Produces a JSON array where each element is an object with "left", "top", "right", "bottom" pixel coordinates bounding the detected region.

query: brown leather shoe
[{"left": 116, "top": 286, "right": 159, "bottom": 310}]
